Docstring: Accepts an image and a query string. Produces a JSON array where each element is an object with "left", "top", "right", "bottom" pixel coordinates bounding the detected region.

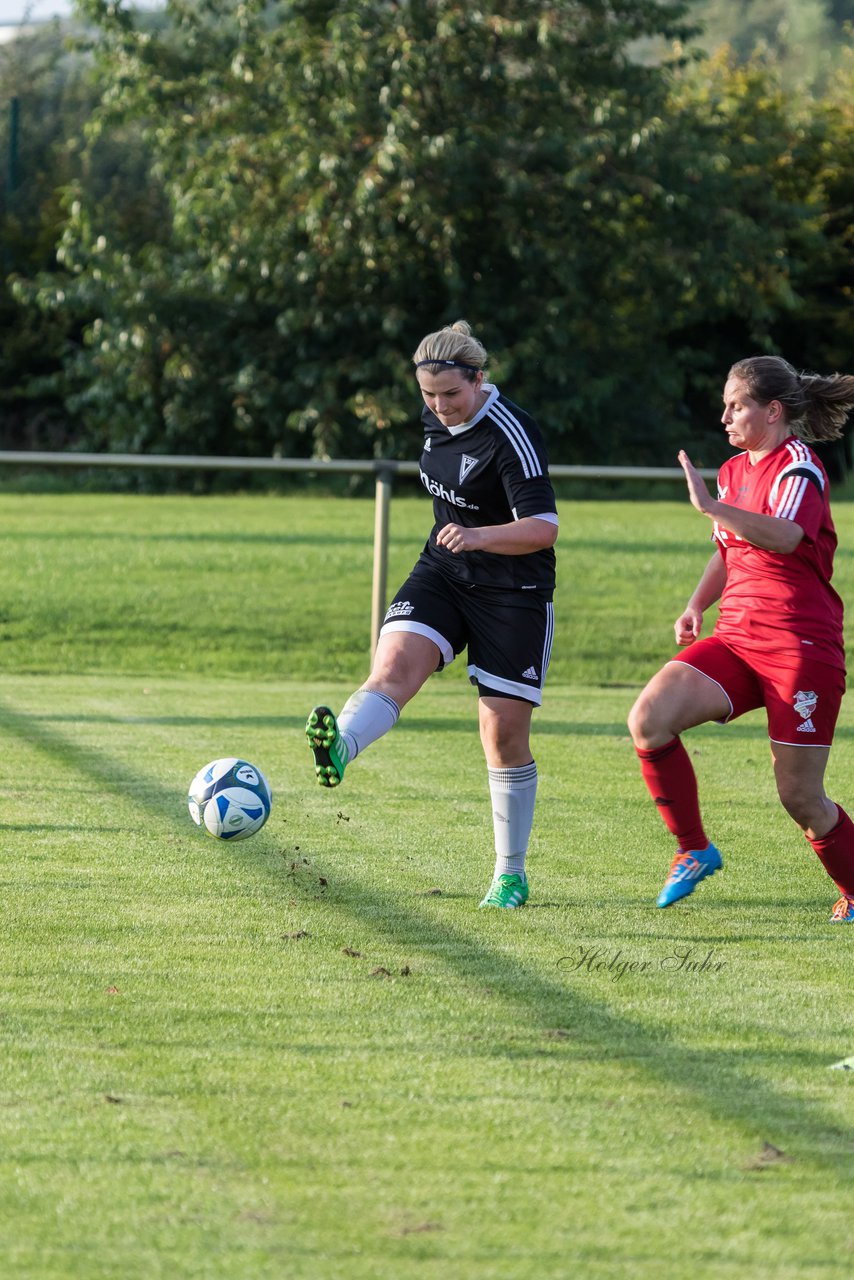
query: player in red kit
[{"left": 628, "top": 355, "right": 854, "bottom": 921}]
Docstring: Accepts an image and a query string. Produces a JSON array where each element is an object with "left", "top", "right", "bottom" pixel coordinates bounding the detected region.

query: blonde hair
[
  {"left": 412, "top": 320, "right": 488, "bottom": 380},
  {"left": 730, "top": 355, "right": 854, "bottom": 442}
]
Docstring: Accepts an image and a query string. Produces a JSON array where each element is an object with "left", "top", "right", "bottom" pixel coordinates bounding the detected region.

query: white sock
[
  {"left": 488, "top": 761, "right": 538, "bottom": 879},
  {"left": 337, "top": 688, "right": 400, "bottom": 761}
]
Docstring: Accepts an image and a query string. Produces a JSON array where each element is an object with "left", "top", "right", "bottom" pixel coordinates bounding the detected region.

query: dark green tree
[
  {"left": 23, "top": 0, "right": 854, "bottom": 469},
  {"left": 30, "top": 0, "right": 699, "bottom": 462},
  {"left": 0, "top": 22, "right": 95, "bottom": 448},
  {"left": 619, "top": 48, "right": 834, "bottom": 465}
]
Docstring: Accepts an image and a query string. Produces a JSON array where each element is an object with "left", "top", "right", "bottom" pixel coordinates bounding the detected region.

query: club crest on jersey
[
  {"left": 793, "top": 689, "right": 818, "bottom": 733},
  {"left": 459, "top": 454, "right": 479, "bottom": 484}
]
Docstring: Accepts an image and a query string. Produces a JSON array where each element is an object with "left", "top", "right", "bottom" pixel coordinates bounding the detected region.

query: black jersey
[{"left": 417, "top": 383, "right": 557, "bottom": 594}]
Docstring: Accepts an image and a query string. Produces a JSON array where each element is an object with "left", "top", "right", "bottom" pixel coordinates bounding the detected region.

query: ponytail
[{"left": 730, "top": 355, "right": 854, "bottom": 442}]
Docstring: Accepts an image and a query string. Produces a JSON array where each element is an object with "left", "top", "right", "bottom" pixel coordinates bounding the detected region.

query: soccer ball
[{"left": 187, "top": 758, "right": 272, "bottom": 840}]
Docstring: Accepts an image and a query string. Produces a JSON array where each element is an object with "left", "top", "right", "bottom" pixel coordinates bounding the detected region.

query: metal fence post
[{"left": 370, "top": 465, "right": 393, "bottom": 657}]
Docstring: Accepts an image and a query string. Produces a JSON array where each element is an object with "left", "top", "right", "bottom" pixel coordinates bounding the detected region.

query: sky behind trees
[
  {"left": 0, "top": 1, "right": 71, "bottom": 21},
  {"left": 0, "top": 1, "right": 158, "bottom": 22}
]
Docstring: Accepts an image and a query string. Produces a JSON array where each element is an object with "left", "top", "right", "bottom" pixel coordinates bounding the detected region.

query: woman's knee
[
  {"left": 628, "top": 687, "right": 669, "bottom": 749},
  {"left": 479, "top": 698, "right": 532, "bottom": 766},
  {"left": 367, "top": 634, "right": 439, "bottom": 704},
  {"left": 482, "top": 721, "right": 527, "bottom": 760},
  {"left": 776, "top": 781, "right": 822, "bottom": 830},
  {"left": 629, "top": 663, "right": 728, "bottom": 749}
]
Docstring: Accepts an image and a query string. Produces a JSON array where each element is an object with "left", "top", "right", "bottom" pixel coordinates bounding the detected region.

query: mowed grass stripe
[
  {"left": 3, "top": 488, "right": 853, "bottom": 682},
  {"left": 1, "top": 490, "right": 853, "bottom": 1278},
  {"left": 1, "top": 668, "right": 853, "bottom": 1278}
]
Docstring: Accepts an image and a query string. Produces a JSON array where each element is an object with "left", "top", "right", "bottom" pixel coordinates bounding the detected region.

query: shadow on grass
[
  {"left": 0, "top": 823, "right": 129, "bottom": 833},
  {"left": 0, "top": 697, "right": 187, "bottom": 832},
  {"left": 0, "top": 529, "right": 375, "bottom": 548},
  {"left": 287, "top": 862, "right": 854, "bottom": 1169},
  {"left": 403, "top": 712, "right": 854, "bottom": 745},
  {"left": 2, "top": 693, "right": 852, "bottom": 1180},
  {"left": 23, "top": 712, "right": 299, "bottom": 729},
  {"left": 28, "top": 699, "right": 851, "bottom": 749}
]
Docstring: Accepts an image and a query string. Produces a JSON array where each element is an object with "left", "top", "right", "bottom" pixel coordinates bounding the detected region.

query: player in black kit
[{"left": 306, "top": 320, "right": 559, "bottom": 908}]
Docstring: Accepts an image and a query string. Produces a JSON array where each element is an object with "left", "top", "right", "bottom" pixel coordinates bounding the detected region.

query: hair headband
[{"left": 415, "top": 359, "right": 482, "bottom": 372}]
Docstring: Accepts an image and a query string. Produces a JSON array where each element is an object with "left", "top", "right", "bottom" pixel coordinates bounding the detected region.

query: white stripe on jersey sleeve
[
  {"left": 769, "top": 440, "right": 825, "bottom": 519},
  {"left": 775, "top": 475, "right": 809, "bottom": 521},
  {"left": 489, "top": 400, "right": 543, "bottom": 479},
  {"left": 510, "top": 507, "right": 558, "bottom": 524}
]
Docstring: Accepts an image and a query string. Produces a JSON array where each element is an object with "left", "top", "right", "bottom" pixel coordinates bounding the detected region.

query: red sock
[
  {"left": 808, "top": 805, "right": 854, "bottom": 899},
  {"left": 636, "top": 737, "right": 708, "bottom": 853}
]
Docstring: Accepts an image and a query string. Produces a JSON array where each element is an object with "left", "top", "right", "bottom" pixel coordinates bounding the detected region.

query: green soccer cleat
[
  {"left": 479, "top": 873, "right": 529, "bottom": 909},
  {"left": 306, "top": 705, "right": 349, "bottom": 788}
]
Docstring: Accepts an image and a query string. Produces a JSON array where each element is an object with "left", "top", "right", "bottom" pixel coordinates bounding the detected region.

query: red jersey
[{"left": 712, "top": 436, "right": 845, "bottom": 671}]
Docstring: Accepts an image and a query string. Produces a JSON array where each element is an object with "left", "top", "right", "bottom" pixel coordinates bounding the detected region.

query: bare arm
[
  {"left": 675, "top": 552, "right": 726, "bottom": 646},
  {"left": 679, "top": 450, "right": 804, "bottom": 554},
  {"left": 435, "top": 515, "right": 558, "bottom": 556}
]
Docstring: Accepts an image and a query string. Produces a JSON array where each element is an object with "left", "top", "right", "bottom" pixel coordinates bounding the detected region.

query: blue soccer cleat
[
  {"left": 657, "top": 843, "right": 723, "bottom": 908},
  {"left": 830, "top": 895, "right": 854, "bottom": 923}
]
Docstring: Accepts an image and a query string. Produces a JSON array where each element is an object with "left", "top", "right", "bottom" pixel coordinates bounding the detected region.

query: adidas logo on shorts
[{"left": 522, "top": 666, "right": 538, "bottom": 680}]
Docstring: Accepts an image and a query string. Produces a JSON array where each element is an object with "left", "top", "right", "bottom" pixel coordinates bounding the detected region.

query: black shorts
[{"left": 380, "top": 559, "right": 554, "bottom": 705}]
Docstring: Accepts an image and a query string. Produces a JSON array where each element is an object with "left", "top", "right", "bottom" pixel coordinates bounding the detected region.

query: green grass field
[{"left": 1, "top": 492, "right": 853, "bottom": 1279}]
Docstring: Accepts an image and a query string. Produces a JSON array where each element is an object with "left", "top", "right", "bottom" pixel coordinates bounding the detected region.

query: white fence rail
[{"left": 0, "top": 450, "right": 713, "bottom": 654}]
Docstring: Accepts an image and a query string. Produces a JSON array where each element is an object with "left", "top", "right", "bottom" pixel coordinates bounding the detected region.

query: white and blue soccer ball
[{"left": 187, "top": 758, "right": 272, "bottom": 840}]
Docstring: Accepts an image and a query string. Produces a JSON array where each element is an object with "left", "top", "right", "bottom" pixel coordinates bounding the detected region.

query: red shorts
[{"left": 671, "top": 636, "right": 845, "bottom": 747}]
